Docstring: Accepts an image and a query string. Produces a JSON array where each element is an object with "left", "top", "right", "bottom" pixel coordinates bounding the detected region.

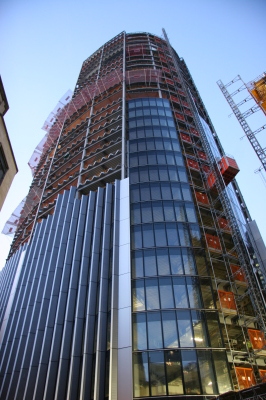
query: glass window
[
  {"left": 133, "top": 313, "right": 147, "bottom": 350},
  {"left": 153, "top": 127, "right": 161, "bottom": 137},
  {"left": 165, "top": 350, "right": 183, "bottom": 394},
  {"left": 178, "top": 166, "right": 187, "bottom": 181},
  {"left": 130, "top": 154, "right": 138, "bottom": 168},
  {"left": 146, "top": 279, "right": 160, "bottom": 310},
  {"left": 178, "top": 224, "right": 191, "bottom": 246},
  {"left": 162, "top": 312, "right": 179, "bottom": 348},
  {"left": 159, "top": 277, "right": 174, "bottom": 307},
  {"left": 132, "top": 225, "right": 142, "bottom": 249},
  {"left": 159, "top": 166, "right": 169, "bottom": 181},
  {"left": 164, "top": 201, "right": 175, "bottom": 221},
  {"left": 171, "top": 183, "right": 182, "bottom": 200},
  {"left": 133, "top": 352, "right": 149, "bottom": 397},
  {"left": 181, "top": 183, "right": 192, "bottom": 201},
  {"left": 181, "top": 350, "right": 201, "bottom": 394},
  {"left": 213, "top": 350, "right": 232, "bottom": 393},
  {"left": 154, "top": 223, "right": 167, "bottom": 247},
  {"left": 141, "top": 202, "right": 152, "bottom": 223},
  {"left": 167, "top": 119, "right": 175, "bottom": 128},
  {"left": 163, "top": 139, "right": 172, "bottom": 151},
  {"left": 191, "top": 310, "right": 208, "bottom": 347},
  {"left": 166, "top": 153, "right": 175, "bottom": 165},
  {"left": 173, "top": 278, "right": 188, "bottom": 309},
  {"left": 168, "top": 166, "right": 179, "bottom": 181},
  {"left": 155, "top": 138, "right": 164, "bottom": 150},
  {"left": 198, "top": 350, "right": 218, "bottom": 395},
  {"left": 143, "top": 108, "right": 151, "bottom": 116},
  {"left": 190, "top": 224, "right": 201, "bottom": 247},
  {"left": 139, "top": 166, "right": 149, "bottom": 182},
  {"left": 152, "top": 201, "right": 164, "bottom": 222},
  {"left": 143, "top": 225, "right": 154, "bottom": 247},
  {"left": 187, "top": 277, "right": 202, "bottom": 308},
  {"left": 146, "top": 139, "right": 155, "bottom": 150},
  {"left": 157, "top": 153, "right": 166, "bottom": 165},
  {"left": 138, "top": 141, "right": 146, "bottom": 151},
  {"left": 140, "top": 183, "right": 150, "bottom": 201},
  {"left": 149, "top": 351, "right": 166, "bottom": 395},
  {"left": 144, "top": 127, "right": 152, "bottom": 137},
  {"left": 147, "top": 312, "right": 163, "bottom": 349},
  {"left": 172, "top": 140, "right": 180, "bottom": 151},
  {"left": 161, "top": 183, "right": 172, "bottom": 200},
  {"left": 201, "top": 279, "right": 215, "bottom": 309},
  {"left": 129, "top": 129, "right": 137, "bottom": 140},
  {"left": 170, "top": 248, "right": 183, "bottom": 274},
  {"left": 206, "top": 312, "right": 223, "bottom": 347},
  {"left": 144, "top": 249, "right": 157, "bottom": 276},
  {"left": 150, "top": 183, "right": 161, "bottom": 200},
  {"left": 132, "top": 251, "right": 144, "bottom": 278},
  {"left": 161, "top": 127, "right": 169, "bottom": 137},
  {"left": 130, "top": 169, "right": 139, "bottom": 184},
  {"left": 137, "top": 128, "right": 145, "bottom": 138},
  {"left": 185, "top": 204, "right": 197, "bottom": 223},
  {"left": 182, "top": 249, "right": 196, "bottom": 274},
  {"left": 174, "top": 203, "right": 186, "bottom": 222},
  {"left": 166, "top": 223, "right": 180, "bottom": 246},
  {"left": 149, "top": 166, "right": 159, "bottom": 181},
  {"left": 136, "top": 109, "right": 143, "bottom": 117},
  {"left": 136, "top": 118, "right": 144, "bottom": 127},
  {"left": 131, "top": 204, "right": 141, "bottom": 224},
  {"left": 157, "top": 248, "right": 170, "bottom": 275},
  {"left": 132, "top": 280, "right": 145, "bottom": 311},
  {"left": 130, "top": 185, "right": 140, "bottom": 203},
  {"left": 175, "top": 154, "right": 184, "bottom": 167},
  {"left": 130, "top": 142, "right": 138, "bottom": 152},
  {"left": 147, "top": 153, "right": 157, "bottom": 165}
]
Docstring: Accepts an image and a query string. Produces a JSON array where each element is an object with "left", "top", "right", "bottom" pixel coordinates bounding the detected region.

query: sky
[{"left": 0, "top": 0, "right": 266, "bottom": 270}]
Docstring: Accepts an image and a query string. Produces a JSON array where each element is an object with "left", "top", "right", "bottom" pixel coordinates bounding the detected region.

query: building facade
[
  {"left": 0, "top": 76, "right": 18, "bottom": 211},
  {"left": 0, "top": 31, "right": 266, "bottom": 400}
]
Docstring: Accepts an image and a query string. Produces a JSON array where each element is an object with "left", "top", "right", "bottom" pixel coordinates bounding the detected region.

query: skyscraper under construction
[{"left": 1, "top": 31, "right": 266, "bottom": 400}]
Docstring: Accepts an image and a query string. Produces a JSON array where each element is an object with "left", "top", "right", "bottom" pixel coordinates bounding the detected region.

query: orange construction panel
[
  {"left": 184, "top": 108, "right": 193, "bottom": 117},
  {"left": 235, "top": 367, "right": 256, "bottom": 390},
  {"left": 207, "top": 173, "right": 216, "bottom": 189},
  {"left": 175, "top": 112, "right": 185, "bottom": 122},
  {"left": 198, "top": 151, "right": 207, "bottom": 161},
  {"left": 230, "top": 264, "right": 246, "bottom": 282},
  {"left": 202, "top": 164, "right": 210, "bottom": 174},
  {"left": 190, "top": 128, "right": 200, "bottom": 137},
  {"left": 219, "top": 156, "right": 239, "bottom": 185},
  {"left": 218, "top": 217, "right": 230, "bottom": 231},
  {"left": 206, "top": 234, "right": 222, "bottom": 252},
  {"left": 248, "top": 329, "right": 266, "bottom": 350},
  {"left": 195, "top": 191, "right": 209, "bottom": 205},
  {"left": 170, "top": 95, "right": 179, "bottom": 104},
  {"left": 218, "top": 290, "right": 237, "bottom": 310},
  {"left": 181, "top": 133, "right": 192, "bottom": 143},
  {"left": 259, "top": 370, "right": 266, "bottom": 382},
  {"left": 165, "top": 78, "right": 174, "bottom": 86},
  {"left": 187, "top": 159, "right": 199, "bottom": 170},
  {"left": 162, "top": 67, "right": 171, "bottom": 75}
]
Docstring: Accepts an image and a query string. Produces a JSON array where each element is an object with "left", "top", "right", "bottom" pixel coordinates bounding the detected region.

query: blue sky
[{"left": 0, "top": 0, "right": 266, "bottom": 269}]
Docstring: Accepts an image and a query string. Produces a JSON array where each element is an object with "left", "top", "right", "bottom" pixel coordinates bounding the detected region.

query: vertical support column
[
  {"left": 117, "top": 177, "right": 132, "bottom": 400},
  {"left": 121, "top": 31, "right": 126, "bottom": 180},
  {"left": 109, "top": 178, "right": 132, "bottom": 400}
]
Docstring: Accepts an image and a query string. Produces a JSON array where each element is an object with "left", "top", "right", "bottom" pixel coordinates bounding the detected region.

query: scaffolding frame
[
  {"left": 217, "top": 76, "right": 266, "bottom": 173},
  {"left": 162, "top": 29, "right": 266, "bottom": 389}
]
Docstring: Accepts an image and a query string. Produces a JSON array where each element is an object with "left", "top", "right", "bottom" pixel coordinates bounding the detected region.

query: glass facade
[{"left": 129, "top": 98, "right": 232, "bottom": 398}]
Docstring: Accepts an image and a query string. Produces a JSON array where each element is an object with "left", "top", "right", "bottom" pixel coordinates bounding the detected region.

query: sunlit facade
[{"left": 0, "top": 31, "right": 266, "bottom": 400}]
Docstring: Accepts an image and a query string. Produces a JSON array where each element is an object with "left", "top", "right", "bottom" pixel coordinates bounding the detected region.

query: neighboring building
[
  {"left": 0, "top": 31, "right": 266, "bottom": 400},
  {"left": 0, "top": 76, "right": 18, "bottom": 210}
]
